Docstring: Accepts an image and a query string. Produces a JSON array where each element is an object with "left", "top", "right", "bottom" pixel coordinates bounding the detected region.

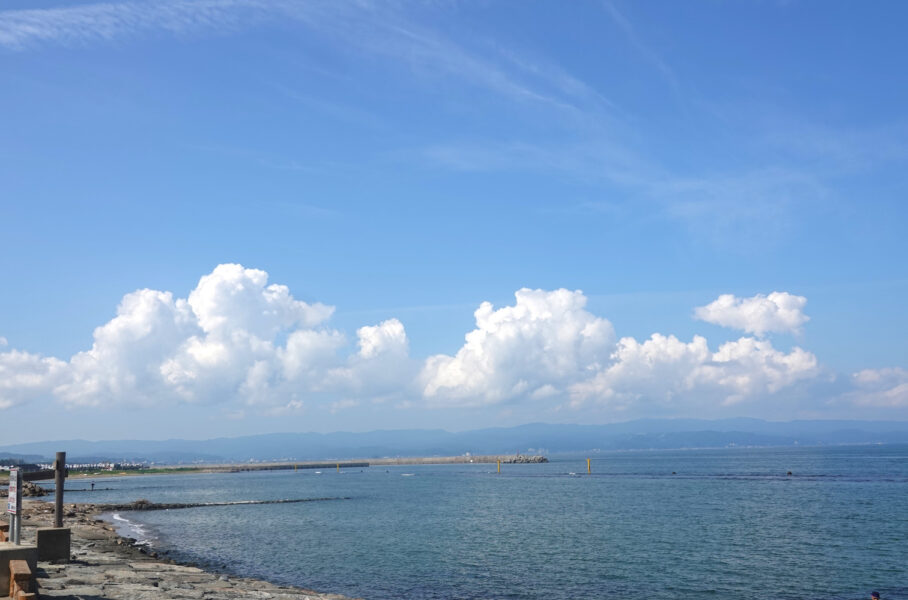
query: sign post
[{"left": 7, "top": 467, "right": 22, "bottom": 544}]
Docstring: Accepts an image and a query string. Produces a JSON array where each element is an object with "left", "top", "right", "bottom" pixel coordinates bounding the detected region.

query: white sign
[{"left": 7, "top": 468, "right": 19, "bottom": 514}]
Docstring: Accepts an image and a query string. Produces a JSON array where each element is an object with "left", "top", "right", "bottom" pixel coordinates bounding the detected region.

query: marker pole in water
[
  {"left": 337, "top": 463, "right": 340, "bottom": 473},
  {"left": 497, "top": 460, "right": 500, "bottom": 474},
  {"left": 587, "top": 458, "right": 591, "bottom": 474}
]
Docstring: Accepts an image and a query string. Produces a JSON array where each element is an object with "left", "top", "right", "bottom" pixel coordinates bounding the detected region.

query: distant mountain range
[{"left": 1, "top": 418, "right": 907, "bottom": 464}]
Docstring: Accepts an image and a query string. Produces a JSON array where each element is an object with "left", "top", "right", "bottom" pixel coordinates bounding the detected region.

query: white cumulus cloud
[
  {"left": 421, "top": 288, "right": 616, "bottom": 406},
  {"left": 325, "top": 318, "right": 417, "bottom": 401},
  {"left": 2, "top": 274, "right": 902, "bottom": 420},
  {"left": 188, "top": 264, "right": 333, "bottom": 335},
  {"left": 567, "top": 334, "right": 819, "bottom": 412},
  {"left": 421, "top": 289, "right": 819, "bottom": 414},
  {"left": 0, "top": 264, "right": 405, "bottom": 412},
  {"left": 0, "top": 350, "right": 68, "bottom": 409},
  {"left": 694, "top": 291, "right": 809, "bottom": 336},
  {"left": 357, "top": 318, "right": 408, "bottom": 360}
]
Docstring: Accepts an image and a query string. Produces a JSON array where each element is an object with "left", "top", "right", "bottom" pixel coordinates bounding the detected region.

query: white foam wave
[{"left": 108, "top": 512, "right": 153, "bottom": 546}]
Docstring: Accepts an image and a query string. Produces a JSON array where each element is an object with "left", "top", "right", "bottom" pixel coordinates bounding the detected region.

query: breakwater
[
  {"left": 104, "top": 497, "right": 349, "bottom": 511},
  {"left": 87, "top": 454, "right": 550, "bottom": 476},
  {"left": 182, "top": 454, "right": 547, "bottom": 472}
]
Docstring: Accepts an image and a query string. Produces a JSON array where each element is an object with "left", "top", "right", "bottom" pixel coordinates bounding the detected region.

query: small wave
[{"left": 107, "top": 512, "right": 154, "bottom": 547}]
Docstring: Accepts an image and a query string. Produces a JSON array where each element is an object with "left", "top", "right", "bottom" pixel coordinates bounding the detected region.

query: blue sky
[{"left": 1, "top": 0, "right": 907, "bottom": 443}]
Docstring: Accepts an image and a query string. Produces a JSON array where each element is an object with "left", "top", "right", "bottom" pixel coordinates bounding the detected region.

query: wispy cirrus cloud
[
  {"left": 421, "top": 138, "right": 827, "bottom": 247},
  {"left": 0, "top": 0, "right": 614, "bottom": 121},
  {"left": 0, "top": 0, "right": 277, "bottom": 50},
  {"left": 598, "top": 1, "right": 680, "bottom": 96},
  {"left": 6, "top": 0, "right": 890, "bottom": 256},
  {"left": 760, "top": 119, "right": 908, "bottom": 173}
]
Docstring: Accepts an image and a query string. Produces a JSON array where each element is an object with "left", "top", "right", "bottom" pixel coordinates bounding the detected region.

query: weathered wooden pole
[{"left": 54, "top": 451, "right": 66, "bottom": 528}]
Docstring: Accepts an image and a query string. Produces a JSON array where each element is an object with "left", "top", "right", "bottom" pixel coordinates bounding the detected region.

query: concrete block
[
  {"left": 36, "top": 527, "right": 71, "bottom": 561},
  {"left": 0, "top": 542, "right": 37, "bottom": 593}
]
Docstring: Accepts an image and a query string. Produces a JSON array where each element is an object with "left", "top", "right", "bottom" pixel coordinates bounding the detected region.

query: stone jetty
[{"left": 12, "top": 501, "right": 359, "bottom": 600}]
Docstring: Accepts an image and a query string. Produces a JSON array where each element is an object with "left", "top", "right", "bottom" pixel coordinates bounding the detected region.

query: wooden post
[
  {"left": 54, "top": 451, "right": 66, "bottom": 528},
  {"left": 587, "top": 458, "right": 591, "bottom": 474}
]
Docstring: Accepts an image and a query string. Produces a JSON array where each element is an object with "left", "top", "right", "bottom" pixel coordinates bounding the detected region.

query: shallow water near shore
[{"left": 53, "top": 445, "right": 908, "bottom": 600}]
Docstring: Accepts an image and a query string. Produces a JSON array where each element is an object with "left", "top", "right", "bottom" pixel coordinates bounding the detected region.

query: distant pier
[
  {"left": 1, "top": 455, "right": 548, "bottom": 486},
  {"left": 148, "top": 454, "right": 547, "bottom": 474}
]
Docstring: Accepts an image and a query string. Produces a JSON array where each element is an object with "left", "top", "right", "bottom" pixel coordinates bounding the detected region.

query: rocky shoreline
[{"left": 15, "top": 501, "right": 359, "bottom": 600}]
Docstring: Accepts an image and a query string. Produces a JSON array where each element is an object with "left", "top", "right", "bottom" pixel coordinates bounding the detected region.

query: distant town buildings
[{"left": 0, "top": 461, "right": 147, "bottom": 472}]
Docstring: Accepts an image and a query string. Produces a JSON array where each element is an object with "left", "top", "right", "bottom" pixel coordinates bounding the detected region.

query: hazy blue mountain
[
  {"left": 0, "top": 452, "right": 47, "bottom": 464},
  {"left": 1, "top": 419, "right": 907, "bottom": 463}
]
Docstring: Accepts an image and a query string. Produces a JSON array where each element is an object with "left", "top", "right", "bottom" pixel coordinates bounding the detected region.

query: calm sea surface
[{"left": 58, "top": 445, "right": 908, "bottom": 599}]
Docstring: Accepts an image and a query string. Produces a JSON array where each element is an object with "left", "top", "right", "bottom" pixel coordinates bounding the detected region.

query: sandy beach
[{"left": 13, "top": 500, "right": 359, "bottom": 600}]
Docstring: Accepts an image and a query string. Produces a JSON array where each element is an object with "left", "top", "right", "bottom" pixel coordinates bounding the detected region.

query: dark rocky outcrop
[
  {"left": 0, "top": 481, "right": 48, "bottom": 497},
  {"left": 23, "top": 482, "right": 49, "bottom": 496},
  {"left": 502, "top": 455, "right": 548, "bottom": 464}
]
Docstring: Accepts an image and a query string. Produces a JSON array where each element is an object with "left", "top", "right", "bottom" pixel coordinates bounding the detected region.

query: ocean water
[{"left": 55, "top": 445, "right": 908, "bottom": 599}]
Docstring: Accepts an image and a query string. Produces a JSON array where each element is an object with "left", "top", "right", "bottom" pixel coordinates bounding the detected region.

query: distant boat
[{"left": 314, "top": 471, "right": 321, "bottom": 475}]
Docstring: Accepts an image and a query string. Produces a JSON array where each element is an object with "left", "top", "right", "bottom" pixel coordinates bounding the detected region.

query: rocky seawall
[
  {"left": 0, "top": 481, "right": 48, "bottom": 498},
  {"left": 15, "top": 501, "right": 358, "bottom": 600},
  {"left": 502, "top": 455, "right": 547, "bottom": 464}
]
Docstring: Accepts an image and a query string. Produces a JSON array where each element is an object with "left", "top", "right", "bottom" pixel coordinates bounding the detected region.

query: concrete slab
[
  {"left": 0, "top": 542, "right": 38, "bottom": 592},
  {"left": 36, "top": 528, "right": 71, "bottom": 561}
]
